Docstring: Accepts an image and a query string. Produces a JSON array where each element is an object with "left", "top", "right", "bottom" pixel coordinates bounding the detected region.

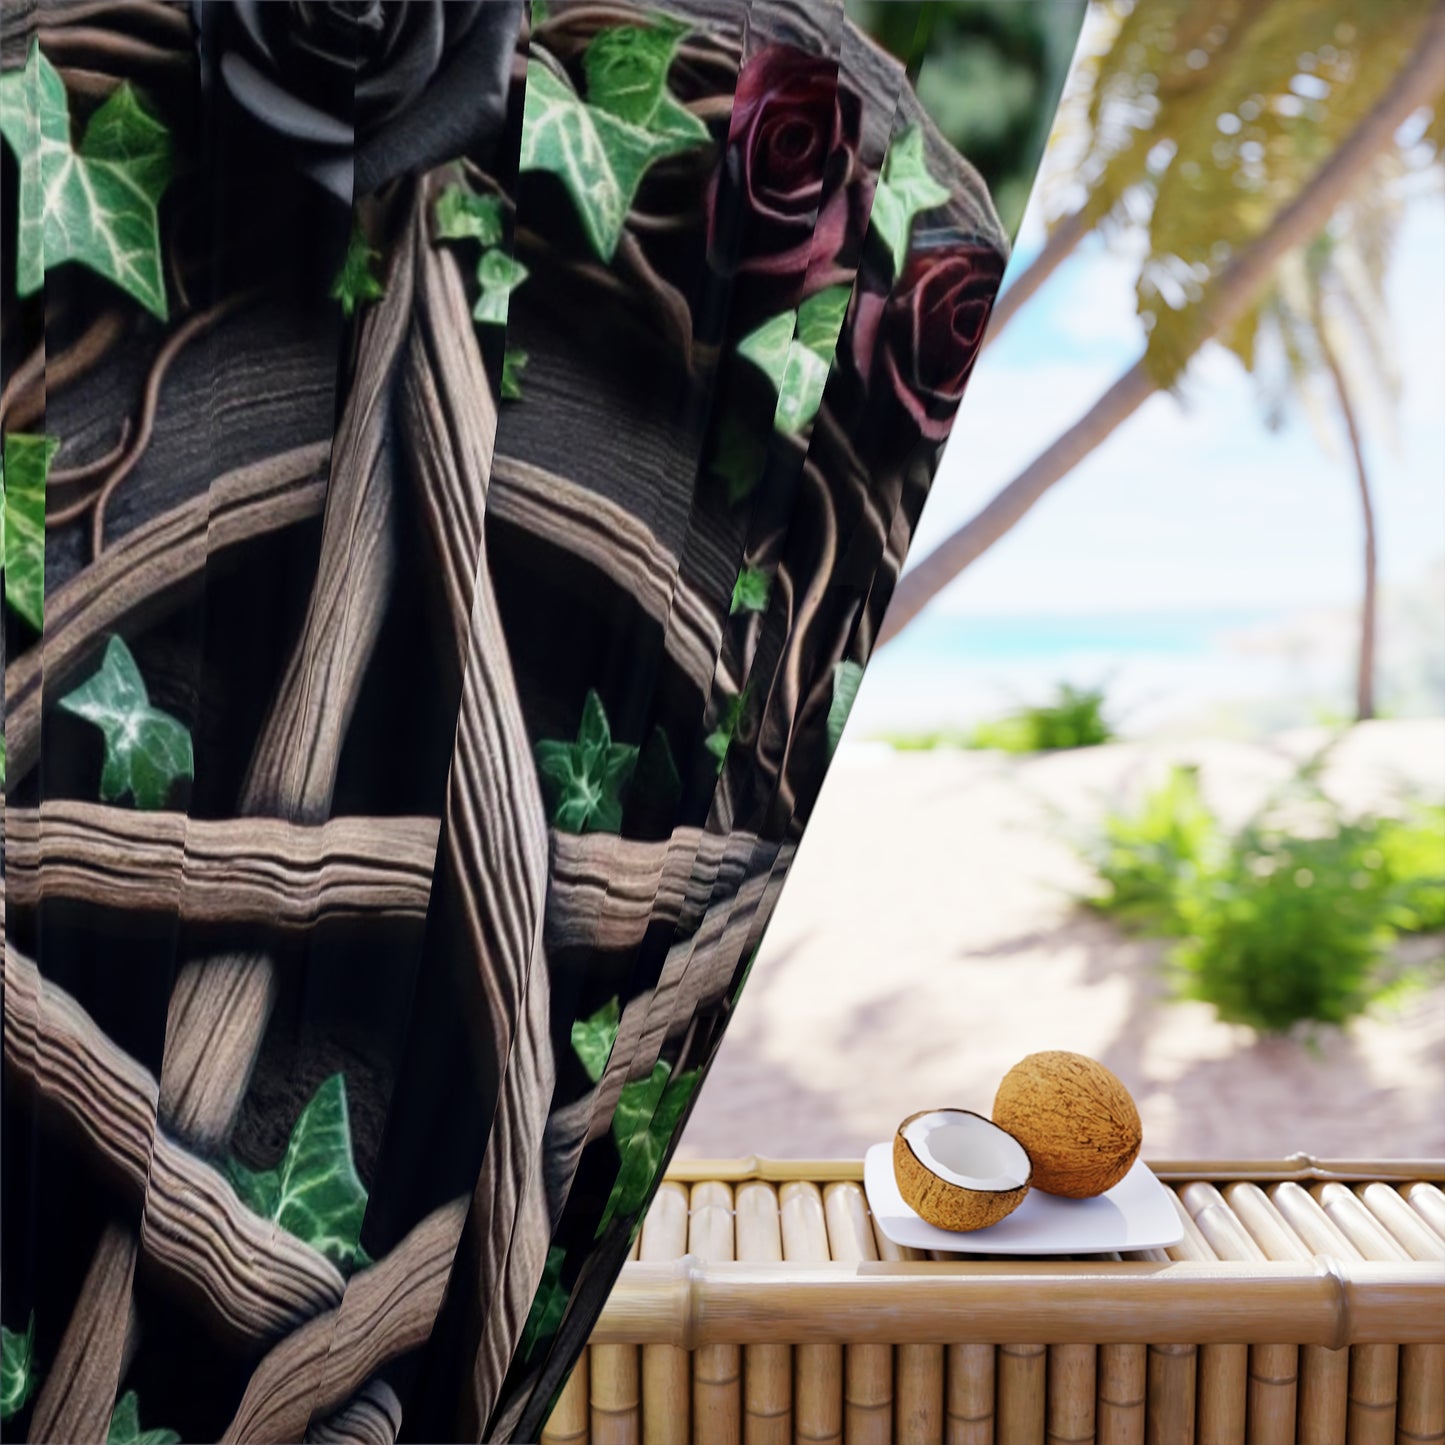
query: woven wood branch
[
  {"left": 403, "top": 210, "right": 558, "bottom": 1441},
  {"left": 2, "top": 945, "right": 345, "bottom": 1346},
  {"left": 5, "top": 805, "right": 441, "bottom": 930},
  {"left": 488, "top": 453, "right": 721, "bottom": 694},
  {"left": 220, "top": 1201, "right": 469, "bottom": 1445},
  {"left": 159, "top": 213, "right": 418, "bottom": 1150},
  {"left": 3, "top": 441, "right": 330, "bottom": 786},
  {"left": 306, "top": 1381, "right": 404, "bottom": 1444}
]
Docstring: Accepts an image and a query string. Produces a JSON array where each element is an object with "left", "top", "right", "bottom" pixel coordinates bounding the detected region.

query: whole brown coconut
[
  {"left": 893, "top": 1109, "right": 1032, "bottom": 1231},
  {"left": 992, "top": 1052, "right": 1142, "bottom": 1199}
]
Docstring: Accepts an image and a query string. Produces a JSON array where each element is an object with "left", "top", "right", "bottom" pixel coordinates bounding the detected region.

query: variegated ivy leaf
[
  {"left": 535, "top": 690, "right": 639, "bottom": 834},
  {"left": 519, "top": 60, "right": 702, "bottom": 263},
  {"left": 501, "top": 347, "right": 528, "bottom": 400},
  {"left": 2, "top": 432, "right": 58, "bottom": 633},
  {"left": 730, "top": 566, "right": 770, "bottom": 615},
  {"left": 107, "top": 1390, "right": 179, "bottom": 1445},
  {"left": 225, "top": 1074, "right": 370, "bottom": 1274},
  {"left": 474, "top": 249, "right": 529, "bottom": 326},
  {"left": 597, "top": 1060, "right": 699, "bottom": 1236},
  {"left": 571, "top": 995, "right": 621, "bottom": 1084},
  {"left": 737, "top": 297, "right": 843, "bottom": 435},
  {"left": 870, "top": 124, "right": 950, "bottom": 275},
  {"left": 827, "top": 659, "right": 864, "bottom": 756},
  {"left": 583, "top": 16, "right": 709, "bottom": 144},
  {"left": 58, "top": 636, "right": 194, "bottom": 810},
  {"left": 434, "top": 183, "right": 504, "bottom": 246},
  {"left": 330, "top": 218, "right": 385, "bottom": 318},
  {"left": 0, "top": 1313, "right": 37, "bottom": 1423},
  {"left": 520, "top": 1246, "right": 568, "bottom": 1362},
  {"left": 0, "top": 43, "right": 173, "bottom": 318}
]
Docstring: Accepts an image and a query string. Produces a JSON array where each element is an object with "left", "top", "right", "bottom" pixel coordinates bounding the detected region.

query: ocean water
[{"left": 852, "top": 606, "right": 1366, "bottom": 737}]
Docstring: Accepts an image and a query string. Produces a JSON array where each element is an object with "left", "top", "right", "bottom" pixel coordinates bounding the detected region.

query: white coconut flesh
[{"left": 901, "top": 1110, "right": 1031, "bottom": 1193}]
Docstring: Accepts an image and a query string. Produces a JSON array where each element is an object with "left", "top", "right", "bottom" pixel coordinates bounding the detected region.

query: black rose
[{"left": 197, "top": 1, "right": 522, "bottom": 200}]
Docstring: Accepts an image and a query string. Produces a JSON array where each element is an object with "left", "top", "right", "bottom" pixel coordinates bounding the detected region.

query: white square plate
[{"left": 864, "top": 1142, "right": 1183, "bottom": 1255}]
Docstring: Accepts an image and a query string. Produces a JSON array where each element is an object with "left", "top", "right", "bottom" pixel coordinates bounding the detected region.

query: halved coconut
[{"left": 893, "top": 1109, "right": 1032, "bottom": 1232}]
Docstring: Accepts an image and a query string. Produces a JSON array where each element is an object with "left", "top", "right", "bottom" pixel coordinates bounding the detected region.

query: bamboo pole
[
  {"left": 781, "top": 1183, "right": 843, "bottom": 1445},
  {"left": 1400, "top": 1182, "right": 1445, "bottom": 1243},
  {"left": 822, "top": 1183, "right": 893, "bottom": 1445},
  {"left": 592, "top": 1236, "right": 643, "bottom": 1445},
  {"left": 735, "top": 1182, "right": 791, "bottom": 1445},
  {"left": 1348, "top": 1187, "right": 1445, "bottom": 1445},
  {"left": 690, "top": 1182, "right": 742, "bottom": 1445},
  {"left": 1095, "top": 1344, "right": 1146, "bottom": 1445},
  {"left": 1157, "top": 1195, "right": 1222, "bottom": 1445},
  {"left": 1181, "top": 1183, "right": 1298, "bottom": 1445},
  {"left": 1045, "top": 1343, "right": 1095, "bottom": 1445},
  {"left": 1224, "top": 1183, "right": 1346, "bottom": 1445},
  {"left": 542, "top": 1355, "right": 592, "bottom": 1445},
  {"left": 640, "top": 1183, "right": 692, "bottom": 1445},
  {"left": 995, "top": 1343, "right": 1046, "bottom": 1445},
  {"left": 944, "top": 1346, "right": 996, "bottom": 1445},
  {"left": 1269, "top": 1182, "right": 1397, "bottom": 1445}
]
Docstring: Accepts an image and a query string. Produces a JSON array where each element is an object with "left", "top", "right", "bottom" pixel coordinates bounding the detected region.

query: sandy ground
[{"left": 678, "top": 719, "right": 1445, "bottom": 1164}]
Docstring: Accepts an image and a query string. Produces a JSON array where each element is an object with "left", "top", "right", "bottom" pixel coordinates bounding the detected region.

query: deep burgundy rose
[
  {"left": 852, "top": 244, "right": 1004, "bottom": 440},
  {"left": 711, "top": 44, "right": 862, "bottom": 284}
]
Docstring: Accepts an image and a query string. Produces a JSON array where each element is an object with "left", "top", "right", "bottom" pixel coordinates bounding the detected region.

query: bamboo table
[{"left": 542, "top": 1156, "right": 1445, "bottom": 1445}]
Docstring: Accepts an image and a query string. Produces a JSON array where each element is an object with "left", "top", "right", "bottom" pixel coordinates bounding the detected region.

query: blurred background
[{"left": 681, "top": 0, "right": 1445, "bottom": 1163}]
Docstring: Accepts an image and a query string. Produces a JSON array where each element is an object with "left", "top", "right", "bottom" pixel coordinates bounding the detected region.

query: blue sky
[{"left": 904, "top": 178, "right": 1445, "bottom": 620}]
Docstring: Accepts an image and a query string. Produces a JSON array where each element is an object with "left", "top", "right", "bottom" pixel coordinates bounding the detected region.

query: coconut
[
  {"left": 893, "top": 1109, "right": 1032, "bottom": 1232},
  {"left": 992, "top": 1051, "right": 1142, "bottom": 1199}
]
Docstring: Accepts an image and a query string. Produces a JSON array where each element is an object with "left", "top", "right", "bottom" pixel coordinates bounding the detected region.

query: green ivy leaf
[
  {"left": 774, "top": 342, "right": 830, "bottom": 433},
  {"left": 434, "top": 183, "right": 504, "bottom": 246},
  {"left": 597, "top": 1062, "right": 699, "bottom": 1236},
  {"left": 535, "top": 690, "right": 639, "bottom": 834},
  {"left": 710, "top": 421, "right": 766, "bottom": 507},
  {"left": 571, "top": 996, "right": 621, "bottom": 1085},
  {"left": 827, "top": 660, "right": 864, "bottom": 756},
  {"left": 473, "top": 249, "right": 529, "bottom": 325},
  {"left": 736, "top": 311, "right": 795, "bottom": 392},
  {"left": 330, "top": 218, "right": 385, "bottom": 318},
  {"left": 730, "top": 566, "right": 770, "bottom": 615},
  {"left": 0, "top": 44, "right": 173, "bottom": 317},
  {"left": 501, "top": 347, "right": 528, "bottom": 400},
  {"left": 519, "top": 60, "right": 701, "bottom": 263},
  {"left": 0, "top": 1313, "right": 37, "bottom": 1423},
  {"left": 520, "top": 1245, "right": 568, "bottom": 1362},
  {"left": 795, "top": 284, "right": 852, "bottom": 359},
  {"left": 704, "top": 688, "right": 749, "bottom": 775},
  {"left": 870, "top": 125, "right": 950, "bottom": 275},
  {"left": 225, "top": 1074, "right": 369, "bottom": 1274},
  {"left": 2, "top": 432, "right": 58, "bottom": 632},
  {"left": 58, "top": 636, "right": 194, "bottom": 810},
  {"left": 107, "top": 1391, "right": 179, "bottom": 1445},
  {"left": 738, "top": 310, "right": 831, "bottom": 434},
  {"left": 583, "top": 18, "right": 709, "bottom": 144}
]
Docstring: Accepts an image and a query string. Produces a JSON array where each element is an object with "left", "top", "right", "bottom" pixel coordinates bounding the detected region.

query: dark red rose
[
  {"left": 711, "top": 44, "right": 862, "bottom": 284},
  {"left": 853, "top": 244, "right": 1004, "bottom": 440}
]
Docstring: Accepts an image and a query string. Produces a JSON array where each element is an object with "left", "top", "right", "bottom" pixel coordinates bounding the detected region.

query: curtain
[{"left": 0, "top": 2, "right": 1079, "bottom": 1440}]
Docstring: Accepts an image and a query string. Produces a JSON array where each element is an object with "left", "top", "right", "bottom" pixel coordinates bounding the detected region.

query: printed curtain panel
[{"left": 0, "top": 3, "right": 1079, "bottom": 1440}]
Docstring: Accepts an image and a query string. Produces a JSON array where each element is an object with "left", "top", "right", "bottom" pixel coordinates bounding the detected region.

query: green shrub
[
  {"left": 1086, "top": 764, "right": 1444, "bottom": 1034},
  {"left": 972, "top": 684, "right": 1113, "bottom": 753}
]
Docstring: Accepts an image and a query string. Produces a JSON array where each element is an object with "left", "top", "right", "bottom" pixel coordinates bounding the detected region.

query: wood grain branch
[
  {"left": 2, "top": 944, "right": 345, "bottom": 1348},
  {"left": 6, "top": 804, "right": 440, "bottom": 931},
  {"left": 3, "top": 441, "right": 331, "bottom": 786},
  {"left": 488, "top": 453, "right": 720, "bottom": 694},
  {"left": 220, "top": 1201, "right": 468, "bottom": 1445},
  {"left": 306, "top": 1381, "right": 404, "bottom": 1444},
  {"left": 402, "top": 215, "right": 555, "bottom": 1441}
]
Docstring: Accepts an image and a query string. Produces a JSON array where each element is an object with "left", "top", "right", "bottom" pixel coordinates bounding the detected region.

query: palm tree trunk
[
  {"left": 1319, "top": 327, "right": 1379, "bottom": 721},
  {"left": 983, "top": 208, "right": 1090, "bottom": 349},
  {"left": 877, "top": 1, "right": 1445, "bottom": 650}
]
